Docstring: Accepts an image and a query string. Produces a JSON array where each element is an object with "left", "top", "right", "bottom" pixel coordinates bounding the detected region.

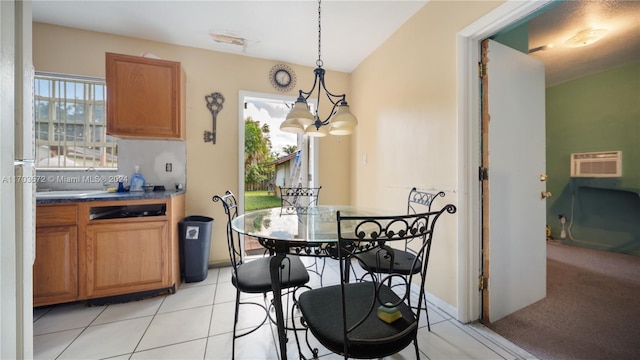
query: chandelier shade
[
  {"left": 279, "top": 118, "right": 304, "bottom": 133},
  {"left": 280, "top": 0, "right": 357, "bottom": 136},
  {"left": 328, "top": 102, "right": 357, "bottom": 135},
  {"left": 285, "top": 98, "right": 314, "bottom": 126}
]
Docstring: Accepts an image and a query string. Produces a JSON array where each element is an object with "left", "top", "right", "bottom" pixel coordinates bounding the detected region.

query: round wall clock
[{"left": 269, "top": 64, "right": 296, "bottom": 92}]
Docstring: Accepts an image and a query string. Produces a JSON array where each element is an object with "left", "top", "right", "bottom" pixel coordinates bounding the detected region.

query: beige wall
[
  {"left": 33, "top": 23, "right": 352, "bottom": 266},
  {"left": 34, "top": 0, "right": 504, "bottom": 312},
  {"left": 350, "top": 1, "right": 502, "bottom": 306}
]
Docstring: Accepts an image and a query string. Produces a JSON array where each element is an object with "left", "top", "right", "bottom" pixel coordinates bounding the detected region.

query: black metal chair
[
  {"left": 295, "top": 204, "right": 456, "bottom": 359},
  {"left": 356, "top": 187, "right": 445, "bottom": 330},
  {"left": 279, "top": 186, "right": 322, "bottom": 215},
  {"left": 278, "top": 186, "right": 326, "bottom": 285},
  {"left": 212, "top": 190, "right": 310, "bottom": 359}
]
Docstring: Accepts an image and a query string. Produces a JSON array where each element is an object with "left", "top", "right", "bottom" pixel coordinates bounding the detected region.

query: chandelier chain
[{"left": 317, "top": 0, "right": 323, "bottom": 68}]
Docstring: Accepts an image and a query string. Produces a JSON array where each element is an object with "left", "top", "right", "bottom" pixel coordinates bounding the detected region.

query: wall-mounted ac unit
[{"left": 570, "top": 151, "right": 622, "bottom": 178}]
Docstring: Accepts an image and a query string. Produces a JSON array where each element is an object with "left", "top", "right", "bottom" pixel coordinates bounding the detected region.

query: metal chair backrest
[
  {"left": 407, "top": 187, "right": 446, "bottom": 214},
  {"left": 405, "top": 187, "right": 445, "bottom": 251},
  {"left": 212, "top": 190, "right": 242, "bottom": 270},
  {"left": 334, "top": 204, "right": 457, "bottom": 352},
  {"left": 279, "top": 186, "right": 322, "bottom": 214}
]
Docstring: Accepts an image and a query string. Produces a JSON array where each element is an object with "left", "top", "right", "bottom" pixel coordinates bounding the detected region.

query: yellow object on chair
[{"left": 377, "top": 302, "right": 402, "bottom": 323}]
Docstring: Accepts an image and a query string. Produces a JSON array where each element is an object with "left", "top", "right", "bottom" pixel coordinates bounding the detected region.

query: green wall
[{"left": 546, "top": 62, "right": 640, "bottom": 255}]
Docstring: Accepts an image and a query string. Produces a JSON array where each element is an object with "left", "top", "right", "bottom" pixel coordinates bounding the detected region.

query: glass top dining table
[
  {"left": 230, "top": 205, "right": 393, "bottom": 360},
  {"left": 231, "top": 205, "right": 390, "bottom": 254}
]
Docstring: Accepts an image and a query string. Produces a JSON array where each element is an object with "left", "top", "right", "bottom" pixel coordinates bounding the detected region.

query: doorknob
[
  {"left": 540, "top": 174, "right": 548, "bottom": 182},
  {"left": 541, "top": 191, "right": 552, "bottom": 199}
]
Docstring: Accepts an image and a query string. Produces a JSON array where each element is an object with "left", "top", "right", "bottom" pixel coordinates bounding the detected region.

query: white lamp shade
[
  {"left": 279, "top": 118, "right": 304, "bottom": 133},
  {"left": 304, "top": 124, "right": 329, "bottom": 137},
  {"left": 285, "top": 100, "right": 314, "bottom": 126},
  {"left": 329, "top": 103, "right": 357, "bottom": 135}
]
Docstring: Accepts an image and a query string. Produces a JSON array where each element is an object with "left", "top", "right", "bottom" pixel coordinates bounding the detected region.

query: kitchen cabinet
[
  {"left": 85, "top": 220, "right": 169, "bottom": 298},
  {"left": 33, "top": 205, "right": 79, "bottom": 307},
  {"left": 34, "top": 193, "right": 185, "bottom": 306},
  {"left": 106, "top": 52, "right": 185, "bottom": 140}
]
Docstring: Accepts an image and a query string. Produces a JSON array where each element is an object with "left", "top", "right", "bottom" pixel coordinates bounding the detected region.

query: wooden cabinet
[
  {"left": 33, "top": 194, "right": 185, "bottom": 306},
  {"left": 85, "top": 220, "right": 169, "bottom": 298},
  {"left": 106, "top": 52, "right": 185, "bottom": 140},
  {"left": 33, "top": 205, "right": 79, "bottom": 307}
]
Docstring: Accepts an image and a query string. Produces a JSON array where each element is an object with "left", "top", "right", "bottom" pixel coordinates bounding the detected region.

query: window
[{"left": 35, "top": 72, "right": 117, "bottom": 168}]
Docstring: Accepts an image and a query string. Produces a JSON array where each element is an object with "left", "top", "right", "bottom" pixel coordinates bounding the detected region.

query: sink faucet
[{"left": 85, "top": 167, "right": 109, "bottom": 189}]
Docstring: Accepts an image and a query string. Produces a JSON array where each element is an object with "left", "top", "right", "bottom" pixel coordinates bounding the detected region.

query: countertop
[{"left": 36, "top": 189, "right": 186, "bottom": 205}]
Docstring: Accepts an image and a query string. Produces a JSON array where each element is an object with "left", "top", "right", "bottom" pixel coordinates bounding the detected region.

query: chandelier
[{"left": 279, "top": 0, "right": 358, "bottom": 137}]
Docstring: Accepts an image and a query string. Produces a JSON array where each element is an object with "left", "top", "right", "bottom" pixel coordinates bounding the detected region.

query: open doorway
[{"left": 239, "top": 91, "right": 319, "bottom": 255}]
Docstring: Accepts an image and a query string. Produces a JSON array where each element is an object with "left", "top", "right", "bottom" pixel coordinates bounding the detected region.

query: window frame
[{"left": 34, "top": 72, "right": 117, "bottom": 169}]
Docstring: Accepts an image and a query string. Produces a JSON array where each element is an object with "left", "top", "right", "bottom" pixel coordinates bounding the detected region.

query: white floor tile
[
  {"left": 33, "top": 302, "right": 104, "bottom": 335},
  {"left": 92, "top": 296, "right": 164, "bottom": 325},
  {"left": 209, "top": 299, "right": 269, "bottom": 336},
  {"left": 206, "top": 326, "right": 277, "bottom": 360},
  {"left": 32, "top": 265, "right": 533, "bottom": 360},
  {"left": 158, "top": 283, "right": 216, "bottom": 313},
  {"left": 57, "top": 317, "right": 152, "bottom": 359},
  {"left": 137, "top": 305, "right": 212, "bottom": 351},
  {"left": 33, "top": 328, "right": 83, "bottom": 360},
  {"left": 180, "top": 268, "right": 220, "bottom": 288},
  {"left": 130, "top": 338, "right": 207, "bottom": 359},
  {"left": 418, "top": 320, "right": 507, "bottom": 360}
]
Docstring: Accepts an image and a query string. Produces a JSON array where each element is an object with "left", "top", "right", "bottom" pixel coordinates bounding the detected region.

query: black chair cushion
[
  {"left": 299, "top": 281, "right": 417, "bottom": 358},
  {"left": 357, "top": 248, "right": 422, "bottom": 275},
  {"left": 233, "top": 255, "right": 310, "bottom": 293}
]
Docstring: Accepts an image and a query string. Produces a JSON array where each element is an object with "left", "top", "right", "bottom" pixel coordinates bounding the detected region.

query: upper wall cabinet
[{"left": 106, "top": 53, "right": 186, "bottom": 140}]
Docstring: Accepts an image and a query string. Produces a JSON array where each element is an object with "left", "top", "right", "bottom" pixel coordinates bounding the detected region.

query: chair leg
[
  {"left": 423, "top": 291, "right": 431, "bottom": 332},
  {"left": 232, "top": 288, "right": 241, "bottom": 360}
]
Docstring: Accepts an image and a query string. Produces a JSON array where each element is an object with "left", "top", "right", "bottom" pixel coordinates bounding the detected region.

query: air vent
[{"left": 570, "top": 151, "right": 622, "bottom": 178}]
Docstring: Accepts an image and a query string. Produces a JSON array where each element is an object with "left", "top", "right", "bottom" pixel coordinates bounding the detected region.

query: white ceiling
[
  {"left": 527, "top": 0, "right": 640, "bottom": 86},
  {"left": 31, "top": 0, "right": 428, "bottom": 73},
  {"left": 32, "top": 0, "right": 639, "bottom": 85}
]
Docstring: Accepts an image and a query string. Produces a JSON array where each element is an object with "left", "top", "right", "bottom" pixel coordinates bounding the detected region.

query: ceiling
[
  {"left": 32, "top": 1, "right": 639, "bottom": 85},
  {"left": 526, "top": 0, "right": 640, "bottom": 86},
  {"left": 31, "top": 0, "right": 428, "bottom": 73}
]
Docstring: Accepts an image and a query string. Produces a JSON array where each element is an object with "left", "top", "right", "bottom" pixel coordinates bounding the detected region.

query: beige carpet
[{"left": 486, "top": 242, "right": 640, "bottom": 360}]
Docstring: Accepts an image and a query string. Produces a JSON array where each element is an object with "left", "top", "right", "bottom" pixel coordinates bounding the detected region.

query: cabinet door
[
  {"left": 33, "top": 226, "right": 78, "bottom": 306},
  {"left": 85, "top": 221, "right": 169, "bottom": 298},
  {"left": 106, "top": 52, "right": 184, "bottom": 139}
]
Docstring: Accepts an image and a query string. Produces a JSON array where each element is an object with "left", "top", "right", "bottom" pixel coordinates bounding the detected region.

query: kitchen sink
[{"left": 36, "top": 190, "right": 110, "bottom": 199}]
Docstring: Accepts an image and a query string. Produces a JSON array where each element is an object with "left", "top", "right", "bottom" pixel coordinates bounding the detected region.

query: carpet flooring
[{"left": 486, "top": 242, "right": 640, "bottom": 360}]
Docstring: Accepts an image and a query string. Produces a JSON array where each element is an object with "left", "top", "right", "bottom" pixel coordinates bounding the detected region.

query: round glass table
[{"left": 231, "top": 205, "right": 393, "bottom": 360}]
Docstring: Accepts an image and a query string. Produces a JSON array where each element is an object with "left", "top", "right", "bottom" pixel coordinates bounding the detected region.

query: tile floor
[{"left": 34, "top": 259, "right": 536, "bottom": 359}]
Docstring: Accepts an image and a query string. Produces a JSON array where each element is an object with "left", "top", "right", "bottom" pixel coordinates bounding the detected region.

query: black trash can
[{"left": 179, "top": 216, "right": 213, "bottom": 283}]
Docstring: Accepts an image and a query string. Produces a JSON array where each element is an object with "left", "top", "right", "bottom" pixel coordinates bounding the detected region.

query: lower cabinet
[
  {"left": 33, "top": 225, "right": 79, "bottom": 306},
  {"left": 33, "top": 204, "right": 79, "bottom": 307},
  {"left": 85, "top": 220, "right": 169, "bottom": 298},
  {"left": 33, "top": 194, "right": 184, "bottom": 306}
]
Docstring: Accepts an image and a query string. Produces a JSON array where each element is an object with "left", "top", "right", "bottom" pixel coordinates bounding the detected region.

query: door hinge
[
  {"left": 478, "top": 62, "right": 488, "bottom": 78},
  {"left": 478, "top": 275, "right": 488, "bottom": 290},
  {"left": 479, "top": 166, "right": 489, "bottom": 181}
]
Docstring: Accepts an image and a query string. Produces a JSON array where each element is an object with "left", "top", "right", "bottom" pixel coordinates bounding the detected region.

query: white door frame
[{"left": 456, "top": 0, "right": 552, "bottom": 323}]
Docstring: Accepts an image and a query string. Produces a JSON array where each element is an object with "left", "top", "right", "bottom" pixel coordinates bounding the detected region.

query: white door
[{"left": 483, "top": 39, "right": 547, "bottom": 322}]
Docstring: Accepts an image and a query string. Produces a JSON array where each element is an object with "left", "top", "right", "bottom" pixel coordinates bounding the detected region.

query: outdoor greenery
[
  {"left": 244, "top": 116, "right": 298, "bottom": 191},
  {"left": 245, "top": 190, "right": 281, "bottom": 211},
  {"left": 244, "top": 117, "right": 274, "bottom": 190}
]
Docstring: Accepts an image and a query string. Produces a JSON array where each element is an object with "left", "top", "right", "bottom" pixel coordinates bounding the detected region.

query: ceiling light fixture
[
  {"left": 280, "top": 0, "right": 357, "bottom": 137},
  {"left": 564, "top": 28, "right": 607, "bottom": 48}
]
